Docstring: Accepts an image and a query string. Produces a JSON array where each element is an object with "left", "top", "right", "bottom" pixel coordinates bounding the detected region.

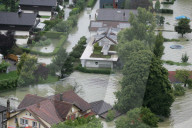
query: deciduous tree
[
  {"left": 175, "top": 69, "right": 192, "bottom": 87},
  {"left": 175, "top": 18, "right": 191, "bottom": 37}
]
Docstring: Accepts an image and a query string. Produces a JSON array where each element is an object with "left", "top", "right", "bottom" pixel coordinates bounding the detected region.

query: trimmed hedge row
[
  {"left": 75, "top": 66, "right": 112, "bottom": 74},
  {"left": 161, "top": 0, "right": 175, "bottom": 4},
  {"left": 0, "top": 78, "right": 18, "bottom": 90},
  {"left": 159, "top": 9, "right": 173, "bottom": 14}
]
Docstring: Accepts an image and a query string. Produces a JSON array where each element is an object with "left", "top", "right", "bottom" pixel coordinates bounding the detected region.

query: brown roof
[
  {"left": 18, "top": 94, "right": 46, "bottom": 109},
  {"left": 48, "top": 90, "right": 91, "bottom": 112},
  {"left": 27, "top": 99, "right": 73, "bottom": 125}
]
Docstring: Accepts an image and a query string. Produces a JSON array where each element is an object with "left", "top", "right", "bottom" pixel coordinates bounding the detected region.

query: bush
[
  {"left": 173, "top": 84, "right": 185, "bottom": 96},
  {"left": 181, "top": 53, "right": 189, "bottom": 63},
  {"left": 159, "top": 9, "right": 173, "bottom": 14},
  {"left": 0, "top": 61, "right": 10, "bottom": 72},
  {"left": 33, "top": 39, "right": 51, "bottom": 47},
  {"left": 106, "top": 110, "right": 115, "bottom": 122}
]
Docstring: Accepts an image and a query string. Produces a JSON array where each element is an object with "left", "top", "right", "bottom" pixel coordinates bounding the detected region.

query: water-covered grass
[{"left": 163, "top": 60, "right": 191, "bottom": 66}]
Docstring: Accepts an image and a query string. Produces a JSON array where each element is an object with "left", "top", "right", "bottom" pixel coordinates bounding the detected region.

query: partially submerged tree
[
  {"left": 175, "top": 69, "right": 192, "bottom": 87},
  {"left": 175, "top": 18, "right": 191, "bottom": 37}
]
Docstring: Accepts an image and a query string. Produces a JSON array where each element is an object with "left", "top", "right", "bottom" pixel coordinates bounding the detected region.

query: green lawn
[{"left": 0, "top": 71, "right": 18, "bottom": 81}]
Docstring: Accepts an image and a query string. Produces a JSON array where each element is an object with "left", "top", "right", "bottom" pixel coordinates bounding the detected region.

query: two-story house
[
  {"left": 19, "top": 0, "right": 57, "bottom": 17},
  {"left": 0, "top": 12, "right": 38, "bottom": 36},
  {"left": 0, "top": 105, "right": 6, "bottom": 128},
  {"left": 6, "top": 91, "right": 94, "bottom": 128}
]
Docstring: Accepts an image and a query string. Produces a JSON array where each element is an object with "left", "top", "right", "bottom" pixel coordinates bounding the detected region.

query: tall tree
[
  {"left": 175, "top": 69, "right": 192, "bottom": 87},
  {"left": 0, "top": 31, "right": 16, "bottom": 57},
  {"left": 117, "top": 39, "right": 148, "bottom": 64},
  {"left": 155, "top": 0, "right": 160, "bottom": 12},
  {"left": 115, "top": 50, "right": 153, "bottom": 113},
  {"left": 153, "top": 32, "right": 164, "bottom": 58},
  {"left": 175, "top": 18, "right": 191, "bottom": 37},
  {"left": 118, "top": 7, "right": 156, "bottom": 48},
  {"left": 143, "top": 56, "right": 174, "bottom": 117},
  {"left": 17, "top": 54, "right": 38, "bottom": 86}
]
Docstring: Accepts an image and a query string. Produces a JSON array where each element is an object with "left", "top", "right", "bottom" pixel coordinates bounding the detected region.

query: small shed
[{"left": 90, "top": 100, "right": 121, "bottom": 119}]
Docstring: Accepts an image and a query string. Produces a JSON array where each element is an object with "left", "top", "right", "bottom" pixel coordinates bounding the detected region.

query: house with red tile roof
[
  {"left": 5, "top": 91, "right": 94, "bottom": 128},
  {"left": 168, "top": 71, "right": 192, "bottom": 83}
]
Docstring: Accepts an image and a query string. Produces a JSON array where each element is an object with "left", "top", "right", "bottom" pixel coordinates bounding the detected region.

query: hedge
[
  {"left": 161, "top": 0, "right": 175, "bottom": 4},
  {"left": 0, "top": 78, "right": 18, "bottom": 90},
  {"left": 38, "top": 31, "right": 65, "bottom": 38},
  {"left": 75, "top": 66, "right": 112, "bottom": 74},
  {"left": 159, "top": 9, "right": 173, "bottom": 14}
]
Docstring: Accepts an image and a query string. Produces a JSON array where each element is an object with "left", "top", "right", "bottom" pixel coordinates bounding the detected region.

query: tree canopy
[
  {"left": 115, "top": 107, "right": 159, "bottom": 128},
  {"left": 143, "top": 56, "right": 174, "bottom": 117},
  {"left": 175, "top": 18, "right": 192, "bottom": 37},
  {"left": 0, "top": 31, "right": 16, "bottom": 57}
]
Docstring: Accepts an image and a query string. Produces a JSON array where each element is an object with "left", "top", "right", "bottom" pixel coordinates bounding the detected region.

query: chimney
[
  {"left": 60, "top": 93, "right": 63, "bottom": 101},
  {"left": 17, "top": 8, "right": 22, "bottom": 17},
  {"left": 6, "top": 99, "right": 10, "bottom": 119},
  {"left": 123, "top": 12, "right": 125, "bottom": 17},
  {"left": 37, "top": 102, "right": 40, "bottom": 108}
]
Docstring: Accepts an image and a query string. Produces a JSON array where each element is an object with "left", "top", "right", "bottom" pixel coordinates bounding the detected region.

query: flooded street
[{"left": 65, "top": 1, "right": 98, "bottom": 52}]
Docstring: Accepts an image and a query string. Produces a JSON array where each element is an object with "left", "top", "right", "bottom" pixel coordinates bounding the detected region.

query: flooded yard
[{"left": 0, "top": 71, "right": 121, "bottom": 109}]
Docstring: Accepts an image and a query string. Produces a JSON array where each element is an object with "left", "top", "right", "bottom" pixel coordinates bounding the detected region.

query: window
[
  {"left": 95, "top": 62, "right": 98, "bottom": 65},
  {"left": 20, "top": 118, "right": 28, "bottom": 125},
  {"left": 32, "top": 121, "right": 37, "bottom": 128},
  {"left": 15, "top": 118, "right": 18, "bottom": 123},
  {"left": 29, "top": 113, "right": 32, "bottom": 116}
]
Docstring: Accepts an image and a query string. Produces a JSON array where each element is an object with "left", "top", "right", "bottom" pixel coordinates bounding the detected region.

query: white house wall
[
  {"left": 83, "top": 60, "right": 113, "bottom": 68},
  {"left": 22, "top": 10, "right": 51, "bottom": 16}
]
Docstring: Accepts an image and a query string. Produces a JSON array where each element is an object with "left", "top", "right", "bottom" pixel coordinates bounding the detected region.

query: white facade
[{"left": 23, "top": 10, "right": 52, "bottom": 16}]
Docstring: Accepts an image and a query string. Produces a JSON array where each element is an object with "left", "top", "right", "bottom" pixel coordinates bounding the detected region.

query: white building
[{"left": 80, "top": 28, "right": 120, "bottom": 69}]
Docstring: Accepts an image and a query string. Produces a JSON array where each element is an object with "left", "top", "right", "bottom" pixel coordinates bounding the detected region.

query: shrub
[
  {"left": 34, "top": 39, "right": 51, "bottom": 47},
  {"left": 106, "top": 110, "right": 115, "bottom": 122},
  {"left": 0, "top": 61, "right": 10, "bottom": 72},
  {"left": 173, "top": 84, "right": 185, "bottom": 96},
  {"left": 181, "top": 53, "right": 189, "bottom": 63}
]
